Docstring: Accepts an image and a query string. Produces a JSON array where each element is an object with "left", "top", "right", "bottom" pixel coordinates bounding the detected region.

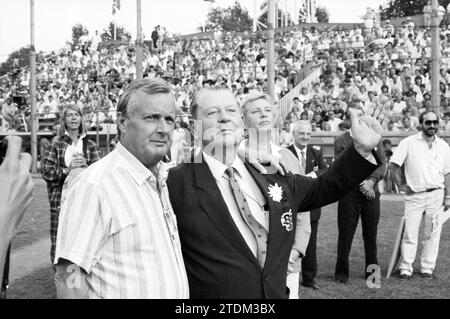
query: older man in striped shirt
[{"left": 54, "top": 78, "right": 189, "bottom": 298}]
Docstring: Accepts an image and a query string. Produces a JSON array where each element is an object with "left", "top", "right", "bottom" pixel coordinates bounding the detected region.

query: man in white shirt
[
  {"left": 46, "top": 95, "right": 58, "bottom": 114},
  {"left": 392, "top": 94, "right": 407, "bottom": 114},
  {"left": 72, "top": 46, "right": 83, "bottom": 59},
  {"left": 443, "top": 112, "right": 450, "bottom": 131},
  {"left": 290, "top": 97, "right": 304, "bottom": 114},
  {"left": 54, "top": 78, "right": 189, "bottom": 298},
  {"left": 327, "top": 111, "right": 342, "bottom": 132},
  {"left": 390, "top": 111, "right": 450, "bottom": 280},
  {"left": 423, "top": 1, "right": 432, "bottom": 28},
  {"left": 90, "top": 30, "right": 101, "bottom": 51},
  {"left": 406, "top": 17, "right": 415, "bottom": 31},
  {"left": 279, "top": 121, "right": 294, "bottom": 147}
]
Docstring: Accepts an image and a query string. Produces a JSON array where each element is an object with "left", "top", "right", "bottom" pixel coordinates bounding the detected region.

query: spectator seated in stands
[
  {"left": 312, "top": 112, "right": 324, "bottom": 129},
  {"left": 279, "top": 120, "right": 293, "bottom": 147},
  {"left": 442, "top": 112, "right": 450, "bottom": 131},
  {"left": 400, "top": 115, "right": 418, "bottom": 133},
  {"left": 321, "top": 121, "right": 331, "bottom": 132},
  {"left": 39, "top": 104, "right": 56, "bottom": 120},
  {"left": 286, "top": 105, "right": 302, "bottom": 123},
  {"left": 86, "top": 108, "right": 115, "bottom": 131},
  {"left": 2, "top": 19, "right": 450, "bottom": 141},
  {"left": 327, "top": 110, "right": 342, "bottom": 131},
  {"left": 337, "top": 121, "right": 351, "bottom": 132},
  {"left": 37, "top": 104, "right": 57, "bottom": 132},
  {"left": 385, "top": 118, "right": 400, "bottom": 132},
  {"left": 310, "top": 120, "right": 320, "bottom": 132},
  {"left": 1, "top": 98, "right": 21, "bottom": 131}
]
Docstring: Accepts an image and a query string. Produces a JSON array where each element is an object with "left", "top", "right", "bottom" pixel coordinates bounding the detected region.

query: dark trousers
[
  {"left": 383, "top": 167, "right": 398, "bottom": 193},
  {"left": 335, "top": 190, "right": 380, "bottom": 278},
  {"left": 50, "top": 208, "right": 59, "bottom": 264},
  {"left": 301, "top": 219, "right": 319, "bottom": 284}
]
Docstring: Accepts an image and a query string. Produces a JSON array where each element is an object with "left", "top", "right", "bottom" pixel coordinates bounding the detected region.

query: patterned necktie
[
  {"left": 225, "top": 167, "right": 268, "bottom": 268},
  {"left": 301, "top": 149, "right": 306, "bottom": 172}
]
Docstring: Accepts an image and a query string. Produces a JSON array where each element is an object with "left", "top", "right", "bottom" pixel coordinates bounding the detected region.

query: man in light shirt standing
[
  {"left": 390, "top": 110, "right": 450, "bottom": 280},
  {"left": 54, "top": 78, "right": 189, "bottom": 298}
]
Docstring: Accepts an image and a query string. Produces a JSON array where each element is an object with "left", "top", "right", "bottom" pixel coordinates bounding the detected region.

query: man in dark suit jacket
[
  {"left": 167, "top": 88, "right": 383, "bottom": 299},
  {"left": 333, "top": 104, "right": 387, "bottom": 285},
  {"left": 287, "top": 121, "right": 328, "bottom": 290}
]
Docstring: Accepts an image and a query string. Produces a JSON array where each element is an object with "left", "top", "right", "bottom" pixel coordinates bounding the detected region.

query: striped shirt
[{"left": 55, "top": 142, "right": 189, "bottom": 299}]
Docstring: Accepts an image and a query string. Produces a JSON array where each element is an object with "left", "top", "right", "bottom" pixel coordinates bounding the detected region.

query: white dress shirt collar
[
  {"left": 416, "top": 132, "right": 438, "bottom": 145},
  {"left": 270, "top": 142, "right": 283, "bottom": 156},
  {"left": 294, "top": 144, "right": 307, "bottom": 158},
  {"left": 203, "top": 151, "right": 247, "bottom": 180},
  {"left": 115, "top": 142, "right": 173, "bottom": 186},
  {"left": 203, "top": 151, "right": 266, "bottom": 207}
]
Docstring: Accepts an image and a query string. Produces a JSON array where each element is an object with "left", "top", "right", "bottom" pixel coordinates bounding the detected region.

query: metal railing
[{"left": 277, "top": 66, "right": 323, "bottom": 124}]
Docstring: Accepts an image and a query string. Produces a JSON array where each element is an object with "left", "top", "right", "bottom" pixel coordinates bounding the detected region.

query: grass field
[
  {"left": 11, "top": 177, "right": 50, "bottom": 251},
  {"left": 6, "top": 177, "right": 450, "bottom": 299}
]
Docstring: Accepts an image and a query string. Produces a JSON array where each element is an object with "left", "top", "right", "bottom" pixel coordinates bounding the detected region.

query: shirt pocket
[
  {"left": 428, "top": 156, "right": 443, "bottom": 175},
  {"left": 106, "top": 213, "right": 140, "bottom": 256},
  {"left": 109, "top": 212, "right": 137, "bottom": 237}
]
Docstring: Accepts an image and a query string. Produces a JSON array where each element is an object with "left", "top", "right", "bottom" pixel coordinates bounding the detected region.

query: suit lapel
[
  {"left": 194, "top": 160, "right": 261, "bottom": 271},
  {"left": 287, "top": 145, "right": 299, "bottom": 160},
  {"left": 245, "top": 164, "right": 290, "bottom": 273},
  {"left": 306, "top": 147, "right": 314, "bottom": 174}
]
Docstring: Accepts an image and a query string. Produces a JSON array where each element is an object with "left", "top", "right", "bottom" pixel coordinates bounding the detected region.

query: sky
[{"left": 0, "top": 0, "right": 386, "bottom": 63}]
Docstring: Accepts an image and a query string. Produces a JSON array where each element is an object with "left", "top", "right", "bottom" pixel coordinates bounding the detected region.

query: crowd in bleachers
[
  {"left": 0, "top": 24, "right": 331, "bottom": 133},
  {"left": 282, "top": 17, "right": 450, "bottom": 134},
  {"left": 3, "top": 17, "right": 450, "bottom": 136}
]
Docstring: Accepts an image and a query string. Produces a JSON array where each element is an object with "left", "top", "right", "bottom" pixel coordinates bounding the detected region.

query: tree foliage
[
  {"left": 315, "top": 6, "right": 330, "bottom": 23},
  {"left": 256, "top": 1, "right": 330, "bottom": 29},
  {"left": 206, "top": 1, "right": 253, "bottom": 32},
  {"left": 380, "top": 0, "right": 450, "bottom": 19},
  {"left": 0, "top": 47, "right": 31, "bottom": 76},
  {"left": 71, "top": 23, "right": 87, "bottom": 48},
  {"left": 101, "top": 22, "right": 132, "bottom": 42}
]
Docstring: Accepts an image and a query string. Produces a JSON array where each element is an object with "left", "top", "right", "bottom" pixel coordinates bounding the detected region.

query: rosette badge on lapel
[
  {"left": 281, "top": 209, "right": 293, "bottom": 232},
  {"left": 268, "top": 183, "right": 283, "bottom": 202}
]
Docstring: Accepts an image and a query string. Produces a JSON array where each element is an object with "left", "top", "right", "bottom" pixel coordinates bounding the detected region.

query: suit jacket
[
  {"left": 287, "top": 144, "right": 328, "bottom": 221},
  {"left": 167, "top": 145, "right": 380, "bottom": 299},
  {"left": 277, "top": 147, "right": 311, "bottom": 257},
  {"left": 334, "top": 131, "right": 386, "bottom": 195}
]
